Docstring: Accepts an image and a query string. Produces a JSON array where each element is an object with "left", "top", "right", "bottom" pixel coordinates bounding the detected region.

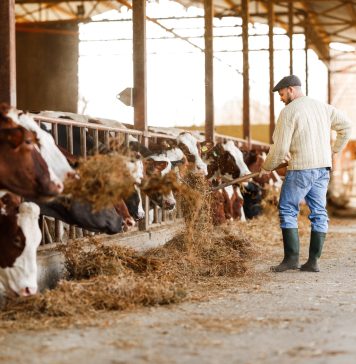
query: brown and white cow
[
  {"left": 8, "top": 108, "right": 74, "bottom": 185},
  {"left": 201, "top": 140, "right": 250, "bottom": 223},
  {"left": 0, "top": 126, "right": 62, "bottom": 199},
  {"left": 0, "top": 193, "right": 41, "bottom": 297}
]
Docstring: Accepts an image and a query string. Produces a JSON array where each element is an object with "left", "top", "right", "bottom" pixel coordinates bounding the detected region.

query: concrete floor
[{"left": 1, "top": 218, "right": 356, "bottom": 364}]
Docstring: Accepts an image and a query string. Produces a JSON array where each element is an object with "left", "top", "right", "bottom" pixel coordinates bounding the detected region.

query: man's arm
[
  {"left": 262, "top": 109, "right": 294, "bottom": 171},
  {"left": 330, "top": 106, "right": 352, "bottom": 153}
]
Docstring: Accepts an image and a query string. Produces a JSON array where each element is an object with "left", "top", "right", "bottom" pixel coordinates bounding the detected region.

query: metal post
[
  {"left": 268, "top": 0, "right": 275, "bottom": 144},
  {"left": 288, "top": 0, "right": 293, "bottom": 75},
  {"left": 0, "top": 0, "right": 16, "bottom": 105},
  {"left": 242, "top": 0, "right": 250, "bottom": 144},
  {"left": 133, "top": 0, "right": 149, "bottom": 231},
  {"left": 204, "top": 0, "right": 215, "bottom": 143}
]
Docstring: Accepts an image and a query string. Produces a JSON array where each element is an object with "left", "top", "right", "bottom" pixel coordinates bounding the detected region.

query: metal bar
[
  {"left": 242, "top": 0, "right": 250, "bottom": 144},
  {"left": 79, "top": 32, "right": 303, "bottom": 42},
  {"left": 0, "top": 0, "right": 16, "bottom": 105},
  {"left": 67, "top": 124, "right": 74, "bottom": 154},
  {"left": 204, "top": 0, "right": 214, "bottom": 143},
  {"left": 51, "top": 122, "right": 58, "bottom": 143},
  {"left": 93, "top": 129, "right": 99, "bottom": 153},
  {"left": 80, "top": 127, "right": 87, "bottom": 158},
  {"left": 268, "top": 0, "right": 275, "bottom": 144},
  {"left": 54, "top": 219, "right": 62, "bottom": 242},
  {"left": 104, "top": 130, "right": 110, "bottom": 148},
  {"left": 288, "top": 0, "right": 293, "bottom": 75}
]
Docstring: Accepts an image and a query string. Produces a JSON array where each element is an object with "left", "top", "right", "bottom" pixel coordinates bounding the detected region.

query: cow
[
  {"left": 36, "top": 153, "right": 145, "bottom": 235},
  {"left": 0, "top": 126, "right": 62, "bottom": 199},
  {"left": 177, "top": 132, "right": 208, "bottom": 176},
  {"left": 0, "top": 192, "right": 41, "bottom": 297},
  {"left": 201, "top": 140, "right": 250, "bottom": 223},
  {"left": 7, "top": 109, "right": 74, "bottom": 184},
  {"left": 37, "top": 197, "right": 124, "bottom": 235},
  {"left": 202, "top": 140, "right": 250, "bottom": 180}
]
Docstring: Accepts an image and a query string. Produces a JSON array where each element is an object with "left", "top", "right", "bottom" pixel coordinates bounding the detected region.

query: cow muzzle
[{"left": 18, "top": 286, "right": 38, "bottom": 297}]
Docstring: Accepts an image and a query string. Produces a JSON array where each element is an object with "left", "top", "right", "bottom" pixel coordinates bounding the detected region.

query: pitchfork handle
[{"left": 210, "top": 162, "right": 288, "bottom": 191}]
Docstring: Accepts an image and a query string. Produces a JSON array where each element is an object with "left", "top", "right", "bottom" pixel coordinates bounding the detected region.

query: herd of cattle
[{"left": 0, "top": 104, "right": 282, "bottom": 298}]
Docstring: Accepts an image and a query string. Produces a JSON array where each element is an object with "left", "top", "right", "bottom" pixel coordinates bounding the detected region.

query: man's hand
[{"left": 259, "top": 167, "right": 271, "bottom": 178}]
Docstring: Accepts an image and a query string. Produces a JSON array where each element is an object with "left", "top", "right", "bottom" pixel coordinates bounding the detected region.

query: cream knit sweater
[{"left": 262, "top": 96, "right": 352, "bottom": 171}]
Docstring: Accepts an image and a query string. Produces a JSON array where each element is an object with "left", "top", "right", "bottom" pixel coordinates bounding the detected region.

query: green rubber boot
[
  {"left": 271, "top": 228, "right": 300, "bottom": 272},
  {"left": 300, "top": 231, "right": 326, "bottom": 272}
]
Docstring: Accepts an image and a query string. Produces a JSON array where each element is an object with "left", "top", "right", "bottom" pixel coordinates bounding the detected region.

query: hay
[
  {"left": 146, "top": 172, "right": 255, "bottom": 280},
  {"left": 0, "top": 172, "right": 257, "bottom": 330},
  {"left": 59, "top": 237, "right": 161, "bottom": 280},
  {"left": 63, "top": 153, "right": 135, "bottom": 211},
  {"left": 140, "top": 170, "right": 181, "bottom": 197}
]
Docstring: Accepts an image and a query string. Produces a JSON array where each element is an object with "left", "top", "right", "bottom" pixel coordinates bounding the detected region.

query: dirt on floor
[{"left": 1, "top": 215, "right": 356, "bottom": 364}]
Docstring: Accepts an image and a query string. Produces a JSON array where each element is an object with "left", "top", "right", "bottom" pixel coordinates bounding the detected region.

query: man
[{"left": 261, "top": 75, "right": 352, "bottom": 272}]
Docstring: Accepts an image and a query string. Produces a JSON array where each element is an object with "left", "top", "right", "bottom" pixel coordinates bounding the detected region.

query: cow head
[
  {"left": 177, "top": 132, "right": 208, "bottom": 176},
  {"left": 0, "top": 127, "right": 62, "bottom": 199},
  {"left": 144, "top": 157, "right": 176, "bottom": 210},
  {"left": 7, "top": 109, "right": 74, "bottom": 184},
  {"left": 0, "top": 195, "right": 41, "bottom": 297},
  {"left": 220, "top": 141, "right": 250, "bottom": 179}
]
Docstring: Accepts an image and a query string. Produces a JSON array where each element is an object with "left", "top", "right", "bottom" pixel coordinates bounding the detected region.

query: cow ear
[{"left": 153, "top": 161, "right": 168, "bottom": 172}]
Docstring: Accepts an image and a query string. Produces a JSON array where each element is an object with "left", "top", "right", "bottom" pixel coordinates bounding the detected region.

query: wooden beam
[
  {"left": 268, "top": 0, "right": 275, "bottom": 144},
  {"left": 132, "top": 0, "right": 146, "bottom": 134},
  {"left": 242, "top": 0, "right": 250, "bottom": 143},
  {"left": 204, "top": 0, "right": 214, "bottom": 143},
  {"left": 0, "top": 0, "right": 16, "bottom": 105},
  {"left": 328, "top": 68, "right": 331, "bottom": 104},
  {"left": 288, "top": 0, "right": 293, "bottom": 75},
  {"left": 305, "top": 17, "right": 309, "bottom": 96}
]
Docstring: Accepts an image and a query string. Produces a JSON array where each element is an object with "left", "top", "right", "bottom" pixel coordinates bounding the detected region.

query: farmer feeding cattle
[{"left": 260, "top": 75, "right": 352, "bottom": 272}]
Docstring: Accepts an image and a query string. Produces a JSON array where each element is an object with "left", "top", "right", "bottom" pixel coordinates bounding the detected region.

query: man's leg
[
  {"left": 272, "top": 171, "right": 310, "bottom": 272},
  {"left": 301, "top": 168, "right": 330, "bottom": 272}
]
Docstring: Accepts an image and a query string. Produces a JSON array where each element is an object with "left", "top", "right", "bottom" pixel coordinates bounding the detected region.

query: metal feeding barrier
[{"left": 32, "top": 113, "right": 269, "bottom": 244}]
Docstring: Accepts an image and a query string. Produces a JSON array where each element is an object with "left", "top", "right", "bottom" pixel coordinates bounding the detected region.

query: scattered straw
[{"left": 0, "top": 172, "right": 286, "bottom": 331}]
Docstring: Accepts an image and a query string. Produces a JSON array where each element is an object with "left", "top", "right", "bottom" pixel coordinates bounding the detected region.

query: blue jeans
[{"left": 279, "top": 168, "right": 330, "bottom": 233}]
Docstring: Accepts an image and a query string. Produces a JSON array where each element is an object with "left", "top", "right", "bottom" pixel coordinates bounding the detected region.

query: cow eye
[{"left": 25, "top": 138, "right": 33, "bottom": 145}]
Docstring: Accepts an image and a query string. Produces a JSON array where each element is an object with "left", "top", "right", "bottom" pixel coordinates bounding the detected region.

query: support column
[
  {"left": 132, "top": 0, "right": 149, "bottom": 230},
  {"left": 0, "top": 0, "right": 16, "bottom": 105},
  {"left": 204, "top": 0, "right": 214, "bottom": 143},
  {"left": 242, "top": 0, "right": 250, "bottom": 143},
  {"left": 305, "top": 17, "right": 309, "bottom": 96},
  {"left": 268, "top": 0, "right": 275, "bottom": 144},
  {"left": 288, "top": 0, "right": 293, "bottom": 75},
  {"left": 133, "top": 0, "right": 147, "bottom": 137}
]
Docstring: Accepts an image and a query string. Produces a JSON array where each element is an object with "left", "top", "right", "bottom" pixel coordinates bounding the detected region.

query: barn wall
[{"left": 16, "top": 23, "right": 78, "bottom": 112}]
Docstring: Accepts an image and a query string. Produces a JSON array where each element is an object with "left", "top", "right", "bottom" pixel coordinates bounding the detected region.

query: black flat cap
[{"left": 272, "top": 75, "right": 301, "bottom": 92}]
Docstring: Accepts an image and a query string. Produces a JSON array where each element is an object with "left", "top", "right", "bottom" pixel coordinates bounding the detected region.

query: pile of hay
[
  {"left": 63, "top": 153, "right": 135, "bottom": 211},
  {"left": 0, "top": 172, "right": 256, "bottom": 330},
  {"left": 148, "top": 172, "right": 255, "bottom": 280}
]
